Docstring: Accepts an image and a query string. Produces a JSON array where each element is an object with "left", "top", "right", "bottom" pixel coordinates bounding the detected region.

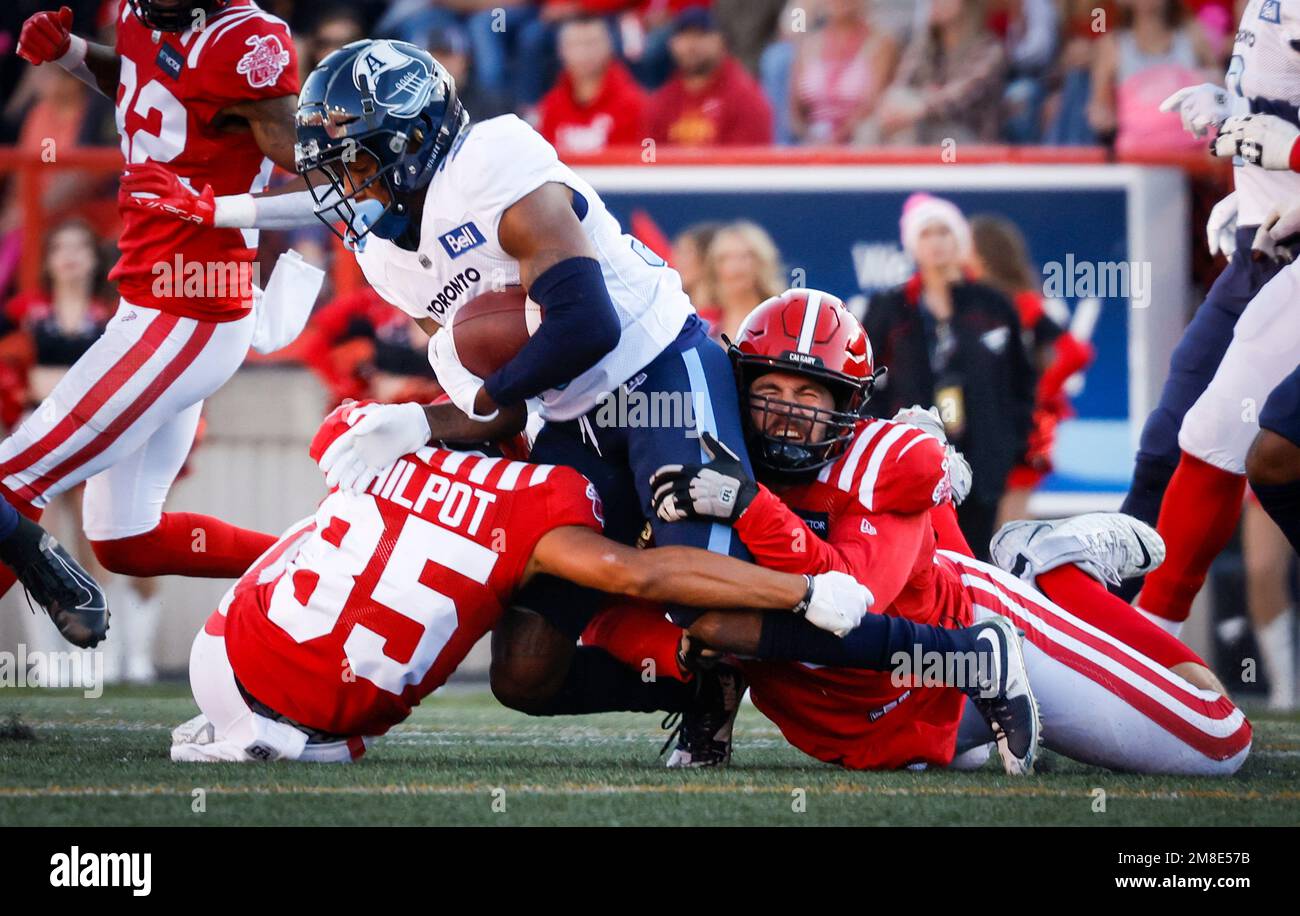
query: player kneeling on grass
[
  {"left": 588, "top": 289, "right": 1252, "bottom": 776},
  {"left": 171, "top": 401, "right": 874, "bottom": 762}
]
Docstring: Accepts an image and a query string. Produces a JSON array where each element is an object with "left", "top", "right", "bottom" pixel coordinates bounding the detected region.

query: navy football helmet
[
  {"left": 128, "top": 1, "right": 230, "bottom": 32},
  {"left": 295, "top": 39, "right": 468, "bottom": 246}
]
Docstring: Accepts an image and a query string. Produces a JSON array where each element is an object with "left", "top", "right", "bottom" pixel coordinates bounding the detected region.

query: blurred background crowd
[{"left": 0, "top": 0, "right": 1293, "bottom": 708}]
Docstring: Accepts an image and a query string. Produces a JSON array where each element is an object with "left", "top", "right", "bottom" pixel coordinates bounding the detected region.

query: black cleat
[
  {"left": 660, "top": 662, "right": 746, "bottom": 768},
  {"left": 964, "top": 616, "right": 1040, "bottom": 776},
  {"left": 4, "top": 518, "right": 108, "bottom": 648}
]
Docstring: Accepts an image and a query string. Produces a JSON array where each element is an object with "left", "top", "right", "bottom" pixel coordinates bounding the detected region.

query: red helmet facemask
[{"left": 726, "top": 289, "right": 883, "bottom": 480}]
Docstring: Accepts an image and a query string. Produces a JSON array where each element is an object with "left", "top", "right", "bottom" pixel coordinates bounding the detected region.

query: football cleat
[
  {"left": 991, "top": 512, "right": 1165, "bottom": 587},
  {"left": 661, "top": 663, "right": 747, "bottom": 768},
  {"left": 964, "top": 616, "right": 1040, "bottom": 776},
  {"left": 5, "top": 518, "right": 109, "bottom": 649},
  {"left": 171, "top": 714, "right": 216, "bottom": 747}
]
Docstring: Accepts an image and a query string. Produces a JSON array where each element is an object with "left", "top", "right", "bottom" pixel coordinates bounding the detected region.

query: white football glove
[
  {"left": 944, "top": 447, "right": 973, "bottom": 507},
  {"left": 649, "top": 432, "right": 757, "bottom": 524},
  {"left": 891, "top": 404, "right": 948, "bottom": 442},
  {"left": 428, "top": 329, "right": 498, "bottom": 422},
  {"left": 803, "top": 571, "right": 873, "bottom": 638},
  {"left": 1158, "top": 83, "right": 1229, "bottom": 138},
  {"left": 317, "top": 401, "right": 431, "bottom": 494},
  {"left": 1213, "top": 113, "right": 1300, "bottom": 171},
  {"left": 889, "top": 404, "right": 973, "bottom": 505},
  {"left": 1206, "top": 191, "right": 1239, "bottom": 258}
]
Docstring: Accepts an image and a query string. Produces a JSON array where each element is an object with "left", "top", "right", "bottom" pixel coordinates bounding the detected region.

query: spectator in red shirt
[
  {"left": 538, "top": 16, "right": 647, "bottom": 155},
  {"left": 294, "top": 286, "right": 442, "bottom": 408},
  {"left": 645, "top": 7, "right": 774, "bottom": 147}
]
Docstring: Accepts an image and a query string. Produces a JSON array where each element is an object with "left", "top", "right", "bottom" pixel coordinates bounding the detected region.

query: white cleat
[
  {"left": 991, "top": 512, "right": 1165, "bottom": 587},
  {"left": 171, "top": 714, "right": 215, "bottom": 747}
]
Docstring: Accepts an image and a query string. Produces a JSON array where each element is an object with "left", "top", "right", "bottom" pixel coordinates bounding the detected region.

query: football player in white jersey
[
  {"left": 1122, "top": 0, "right": 1300, "bottom": 643},
  {"left": 129, "top": 39, "right": 867, "bottom": 732}
]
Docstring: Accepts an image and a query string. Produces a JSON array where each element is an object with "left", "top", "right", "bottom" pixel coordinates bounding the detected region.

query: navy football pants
[
  {"left": 1121, "top": 228, "right": 1290, "bottom": 520},
  {"left": 517, "top": 317, "right": 753, "bottom": 638}
]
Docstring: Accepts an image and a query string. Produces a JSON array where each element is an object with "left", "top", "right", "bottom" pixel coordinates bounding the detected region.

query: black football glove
[{"left": 649, "top": 432, "right": 758, "bottom": 524}]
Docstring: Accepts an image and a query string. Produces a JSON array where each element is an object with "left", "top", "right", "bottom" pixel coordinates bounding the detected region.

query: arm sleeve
[{"left": 481, "top": 256, "right": 621, "bottom": 406}]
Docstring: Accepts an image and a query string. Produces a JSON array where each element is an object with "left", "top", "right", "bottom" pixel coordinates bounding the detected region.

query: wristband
[
  {"left": 792, "top": 575, "right": 814, "bottom": 616},
  {"left": 55, "top": 34, "right": 87, "bottom": 71}
]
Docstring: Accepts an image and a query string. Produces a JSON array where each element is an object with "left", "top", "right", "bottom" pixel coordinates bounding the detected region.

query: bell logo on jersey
[
  {"left": 439, "top": 222, "right": 486, "bottom": 259},
  {"left": 237, "top": 35, "right": 290, "bottom": 89},
  {"left": 352, "top": 41, "right": 434, "bottom": 118}
]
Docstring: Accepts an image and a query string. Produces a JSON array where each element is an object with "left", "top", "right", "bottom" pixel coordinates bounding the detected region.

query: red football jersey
[
  {"left": 734, "top": 418, "right": 974, "bottom": 770},
  {"left": 109, "top": 0, "right": 299, "bottom": 320},
  {"left": 224, "top": 430, "right": 602, "bottom": 737}
]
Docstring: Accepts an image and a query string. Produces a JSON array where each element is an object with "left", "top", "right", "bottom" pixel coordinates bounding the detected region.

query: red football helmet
[{"left": 727, "top": 288, "right": 881, "bottom": 477}]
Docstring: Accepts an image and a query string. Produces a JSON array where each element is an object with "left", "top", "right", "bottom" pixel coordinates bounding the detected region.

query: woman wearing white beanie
[{"left": 861, "top": 193, "right": 1037, "bottom": 558}]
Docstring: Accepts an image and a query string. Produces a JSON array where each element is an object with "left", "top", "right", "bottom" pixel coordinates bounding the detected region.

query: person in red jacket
[
  {"left": 644, "top": 7, "right": 773, "bottom": 147},
  {"left": 293, "top": 287, "right": 442, "bottom": 409},
  {"left": 537, "top": 15, "right": 647, "bottom": 155}
]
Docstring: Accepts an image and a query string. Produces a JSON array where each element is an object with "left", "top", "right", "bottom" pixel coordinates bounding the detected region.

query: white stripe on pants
[
  {"left": 944, "top": 553, "right": 1252, "bottom": 776},
  {"left": 0, "top": 300, "right": 252, "bottom": 537}
]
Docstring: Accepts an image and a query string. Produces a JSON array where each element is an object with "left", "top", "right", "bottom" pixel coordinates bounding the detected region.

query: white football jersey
[
  {"left": 354, "top": 115, "right": 695, "bottom": 421},
  {"left": 1229, "top": 0, "right": 1300, "bottom": 224}
]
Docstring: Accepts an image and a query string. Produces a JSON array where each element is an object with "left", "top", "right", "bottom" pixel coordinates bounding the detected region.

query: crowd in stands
[{"left": 0, "top": 1, "right": 1243, "bottom": 153}]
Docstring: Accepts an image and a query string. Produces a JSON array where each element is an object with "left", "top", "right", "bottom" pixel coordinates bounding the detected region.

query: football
[{"left": 450, "top": 286, "right": 542, "bottom": 378}]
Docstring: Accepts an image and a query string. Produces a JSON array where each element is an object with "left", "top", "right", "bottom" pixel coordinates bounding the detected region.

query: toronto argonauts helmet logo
[{"left": 352, "top": 41, "right": 436, "bottom": 118}]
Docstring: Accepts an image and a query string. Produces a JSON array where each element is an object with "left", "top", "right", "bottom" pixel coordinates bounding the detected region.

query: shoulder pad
[{"left": 825, "top": 420, "right": 950, "bottom": 515}]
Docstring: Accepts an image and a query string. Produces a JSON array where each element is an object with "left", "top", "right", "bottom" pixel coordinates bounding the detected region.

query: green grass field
[{"left": 1, "top": 684, "right": 1297, "bottom": 827}]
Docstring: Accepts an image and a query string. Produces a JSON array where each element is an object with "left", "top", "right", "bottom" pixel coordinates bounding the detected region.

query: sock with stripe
[
  {"left": 90, "top": 512, "right": 276, "bottom": 578},
  {"left": 1136, "top": 452, "right": 1246, "bottom": 626},
  {"left": 1035, "top": 565, "right": 1202, "bottom": 669},
  {"left": 581, "top": 602, "right": 689, "bottom": 683},
  {"left": 1114, "top": 455, "right": 1178, "bottom": 601}
]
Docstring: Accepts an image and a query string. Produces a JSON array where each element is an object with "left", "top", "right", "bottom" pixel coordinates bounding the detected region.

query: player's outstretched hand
[
  {"left": 1212, "top": 113, "right": 1300, "bottom": 171},
  {"left": 804, "top": 571, "right": 872, "bottom": 638},
  {"left": 318, "top": 402, "right": 431, "bottom": 493},
  {"left": 18, "top": 6, "right": 73, "bottom": 66},
  {"left": 1158, "top": 83, "right": 1228, "bottom": 138},
  {"left": 121, "top": 162, "right": 216, "bottom": 227},
  {"left": 650, "top": 432, "right": 757, "bottom": 524}
]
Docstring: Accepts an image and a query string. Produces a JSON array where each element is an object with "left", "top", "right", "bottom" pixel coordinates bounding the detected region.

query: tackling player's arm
[
  {"left": 527, "top": 526, "right": 846, "bottom": 617},
  {"left": 17, "top": 6, "right": 119, "bottom": 97}
]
